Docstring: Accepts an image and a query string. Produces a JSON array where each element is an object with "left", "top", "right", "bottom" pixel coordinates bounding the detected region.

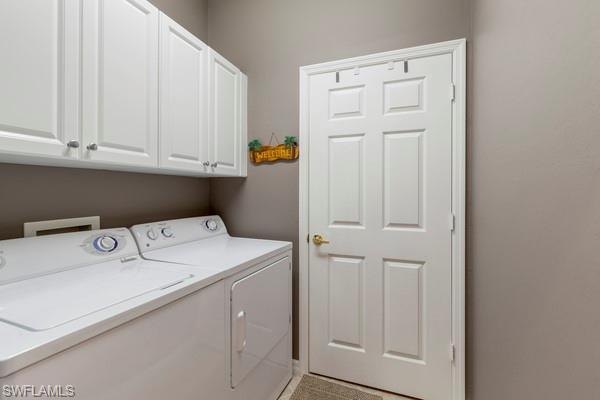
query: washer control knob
[
  {"left": 146, "top": 228, "right": 158, "bottom": 240},
  {"left": 161, "top": 227, "right": 173, "bottom": 238},
  {"left": 93, "top": 235, "right": 118, "bottom": 253},
  {"left": 205, "top": 219, "right": 218, "bottom": 231}
]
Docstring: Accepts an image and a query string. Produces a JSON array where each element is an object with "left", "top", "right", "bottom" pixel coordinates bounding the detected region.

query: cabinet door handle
[
  {"left": 87, "top": 143, "right": 98, "bottom": 151},
  {"left": 202, "top": 161, "right": 210, "bottom": 167},
  {"left": 211, "top": 162, "right": 218, "bottom": 168},
  {"left": 66, "top": 140, "right": 80, "bottom": 149}
]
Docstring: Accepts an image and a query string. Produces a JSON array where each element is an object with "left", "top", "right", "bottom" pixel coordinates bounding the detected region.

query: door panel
[
  {"left": 328, "top": 135, "right": 365, "bottom": 227},
  {"left": 209, "top": 49, "right": 241, "bottom": 176},
  {"left": 82, "top": 0, "right": 158, "bottom": 166},
  {"left": 309, "top": 54, "right": 453, "bottom": 399},
  {"left": 383, "top": 259, "right": 423, "bottom": 359},
  {"left": 383, "top": 131, "right": 423, "bottom": 228},
  {"left": 328, "top": 255, "right": 364, "bottom": 350},
  {"left": 159, "top": 13, "right": 208, "bottom": 172},
  {"left": 0, "top": 0, "right": 80, "bottom": 159}
]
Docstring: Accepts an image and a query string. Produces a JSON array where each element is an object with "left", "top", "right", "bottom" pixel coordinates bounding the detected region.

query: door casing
[{"left": 298, "top": 38, "right": 466, "bottom": 400}]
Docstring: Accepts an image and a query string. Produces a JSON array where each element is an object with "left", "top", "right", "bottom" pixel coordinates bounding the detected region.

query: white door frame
[{"left": 298, "top": 38, "right": 466, "bottom": 400}]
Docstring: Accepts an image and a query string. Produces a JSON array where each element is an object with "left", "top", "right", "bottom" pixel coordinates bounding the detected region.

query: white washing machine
[
  {"left": 130, "top": 216, "right": 293, "bottom": 400},
  {"left": 0, "top": 228, "right": 231, "bottom": 399}
]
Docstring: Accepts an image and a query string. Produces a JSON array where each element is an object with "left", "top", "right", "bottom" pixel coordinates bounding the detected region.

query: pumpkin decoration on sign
[{"left": 248, "top": 133, "right": 299, "bottom": 164}]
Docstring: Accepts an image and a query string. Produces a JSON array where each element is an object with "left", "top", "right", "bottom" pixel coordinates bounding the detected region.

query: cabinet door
[
  {"left": 208, "top": 49, "right": 241, "bottom": 176},
  {"left": 240, "top": 73, "right": 248, "bottom": 177},
  {"left": 159, "top": 13, "right": 209, "bottom": 172},
  {"left": 0, "top": 0, "right": 80, "bottom": 159},
  {"left": 82, "top": 0, "right": 158, "bottom": 167}
]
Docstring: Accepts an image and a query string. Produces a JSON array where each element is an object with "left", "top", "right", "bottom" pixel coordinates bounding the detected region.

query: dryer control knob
[
  {"left": 146, "top": 228, "right": 158, "bottom": 241},
  {"left": 205, "top": 219, "right": 218, "bottom": 231},
  {"left": 93, "top": 235, "right": 118, "bottom": 252},
  {"left": 161, "top": 227, "right": 173, "bottom": 238}
]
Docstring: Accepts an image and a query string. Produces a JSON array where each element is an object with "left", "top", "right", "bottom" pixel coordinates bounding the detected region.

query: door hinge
[
  {"left": 449, "top": 213, "right": 455, "bottom": 232},
  {"left": 306, "top": 234, "right": 310, "bottom": 243},
  {"left": 449, "top": 344, "right": 455, "bottom": 362},
  {"left": 450, "top": 83, "right": 456, "bottom": 101}
]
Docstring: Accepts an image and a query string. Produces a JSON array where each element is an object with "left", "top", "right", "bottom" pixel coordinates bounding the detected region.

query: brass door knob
[{"left": 312, "top": 234, "right": 330, "bottom": 245}]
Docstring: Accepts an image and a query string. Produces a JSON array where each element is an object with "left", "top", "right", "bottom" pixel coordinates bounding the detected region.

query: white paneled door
[
  {"left": 0, "top": 0, "right": 80, "bottom": 159},
  {"left": 159, "top": 12, "right": 209, "bottom": 172},
  {"left": 308, "top": 54, "right": 454, "bottom": 399},
  {"left": 82, "top": 0, "right": 158, "bottom": 167}
]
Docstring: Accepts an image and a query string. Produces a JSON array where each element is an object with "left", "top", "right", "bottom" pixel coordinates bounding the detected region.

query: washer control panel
[
  {"left": 0, "top": 228, "right": 139, "bottom": 284},
  {"left": 130, "top": 216, "right": 227, "bottom": 252}
]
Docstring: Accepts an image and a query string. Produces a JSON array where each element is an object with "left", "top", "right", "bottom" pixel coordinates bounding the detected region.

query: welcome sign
[{"left": 248, "top": 135, "right": 299, "bottom": 164}]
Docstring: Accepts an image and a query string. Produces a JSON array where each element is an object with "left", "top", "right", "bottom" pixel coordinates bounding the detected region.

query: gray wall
[
  {"left": 468, "top": 0, "right": 600, "bottom": 399},
  {"left": 0, "top": 0, "right": 210, "bottom": 240},
  {"left": 206, "top": 0, "right": 470, "bottom": 362},
  {"left": 0, "top": 164, "right": 210, "bottom": 239},
  {"left": 150, "top": 0, "right": 208, "bottom": 40}
]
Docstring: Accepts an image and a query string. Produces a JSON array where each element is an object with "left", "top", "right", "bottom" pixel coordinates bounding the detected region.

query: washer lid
[{"left": 0, "top": 259, "right": 191, "bottom": 331}]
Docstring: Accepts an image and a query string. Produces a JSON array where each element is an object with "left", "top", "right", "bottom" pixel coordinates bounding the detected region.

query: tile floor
[{"left": 278, "top": 368, "right": 410, "bottom": 400}]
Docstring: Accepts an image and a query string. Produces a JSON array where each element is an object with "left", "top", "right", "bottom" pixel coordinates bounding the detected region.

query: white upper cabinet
[
  {"left": 159, "top": 13, "right": 209, "bottom": 173},
  {"left": 81, "top": 0, "right": 159, "bottom": 167},
  {"left": 0, "top": 0, "right": 81, "bottom": 159},
  {"left": 208, "top": 49, "right": 243, "bottom": 176},
  {"left": 0, "top": 0, "right": 246, "bottom": 177}
]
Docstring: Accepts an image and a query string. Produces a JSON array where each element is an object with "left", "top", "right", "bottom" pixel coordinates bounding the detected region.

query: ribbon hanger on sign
[{"left": 268, "top": 132, "right": 279, "bottom": 146}]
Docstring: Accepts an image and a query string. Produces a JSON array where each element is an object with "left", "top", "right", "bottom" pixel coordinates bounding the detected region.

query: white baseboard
[{"left": 293, "top": 359, "right": 301, "bottom": 376}]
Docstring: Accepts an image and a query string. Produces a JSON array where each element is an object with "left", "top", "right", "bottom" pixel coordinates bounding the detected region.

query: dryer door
[{"left": 230, "top": 257, "right": 290, "bottom": 388}]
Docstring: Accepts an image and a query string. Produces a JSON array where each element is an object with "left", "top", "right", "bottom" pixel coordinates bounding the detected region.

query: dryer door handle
[{"left": 236, "top": 310, "right": 247, "bottom": 352}]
